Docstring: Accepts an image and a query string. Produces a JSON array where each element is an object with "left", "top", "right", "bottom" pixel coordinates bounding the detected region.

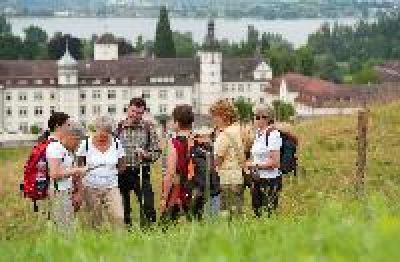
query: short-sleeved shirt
[
  {"left": 214, "top": 123, "right": 245, "bottom": 185},
  {"left": 76, "top": 137, "right": 125, "bottom": 189},
  {"left": 251, "top": 128, "right": 282, "bottom": 179},
  {"left": 46, "top": 137, "right": 74, "bottom": 191}
]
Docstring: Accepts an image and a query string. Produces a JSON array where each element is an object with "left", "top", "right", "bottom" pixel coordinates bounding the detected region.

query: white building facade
[{"left": 0, "top": 22, "right": 276, "bottom": 133}]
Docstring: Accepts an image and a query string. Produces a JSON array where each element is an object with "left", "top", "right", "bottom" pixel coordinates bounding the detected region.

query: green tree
[
  {"left": 272, "top": 100, "right": 295, "bottom": 122},
  {"left": 314, "top": 54, "right": 343, "bottom": 83},
  {"left": 295, "top": 46, "right": 315, "bottom": 76},
  {"left": 24, "top": 25, "right": 47, "bottom": 43},
  {"left": 173, "top": 32, "right": 197, "bottom": 58},
  {"left": 0, "top": 34, "right": 24, "bottom": 59},
  {"left": 0, "top": 15, "right": 11, "bottom": 35},
  {"left": 48, "top": 33, "right": 83, "bottom": 60},
  {"left": 233, "top": 97, "right": 254, "bottom": 123},
  {"left": 22, "top": 25, "right": 48, "bottom": 59},
  {"left": 118, "top": 38, "right": 134, "bottom": 56},
  {"left": 154, "top": 6, "right": 176, "bottom": 58},
  {"left": 135, "top": 35, "right": 145, "bottom": 53},
  {"left": 266, "top": 46, "right": 296, "bottom": 77},
  {"left": 352, "top": 67, "right": 381, "bottom": 85}
]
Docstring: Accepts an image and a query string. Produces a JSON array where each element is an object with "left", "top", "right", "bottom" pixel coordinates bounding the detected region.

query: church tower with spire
[
  {"left": 197, "top": 19, "right": 223, "bottom": 115},
  {"left": 57, "top": 41, "right": 80, "bottom": 119},
  {"left": 57, "top": 41, "right": 78, "bottom": 86}
]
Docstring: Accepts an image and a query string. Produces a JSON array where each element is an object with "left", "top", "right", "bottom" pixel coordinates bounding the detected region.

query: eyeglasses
[{"left": 254, "top": 115, "right": 268, "bottom": 120}]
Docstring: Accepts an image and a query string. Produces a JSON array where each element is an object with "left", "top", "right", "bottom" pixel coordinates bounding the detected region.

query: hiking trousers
[
  {"left": 119, "top": 165, "right": 156, "bottom": 226},
  {"left": 251, "top": 176, "right": 282, "bottom": 217},
  {"left": 48, "top": 189, "right": 74, "bottom": 233},
  {"left": 220, "top": 184, "right": 244, "bottom": 217},
  {"left": 82, "top": 186, "right": 124, "bottom": 229}
]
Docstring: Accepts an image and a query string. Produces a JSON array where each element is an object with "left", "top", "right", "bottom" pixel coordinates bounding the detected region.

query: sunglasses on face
[{"left": 254, "top": 115, "right": 268, "bottom": 120}]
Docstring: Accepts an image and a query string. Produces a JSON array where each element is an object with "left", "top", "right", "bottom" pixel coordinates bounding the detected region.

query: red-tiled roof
[{"left": 375, "top": 61, "right": 400, "bottom": 82}]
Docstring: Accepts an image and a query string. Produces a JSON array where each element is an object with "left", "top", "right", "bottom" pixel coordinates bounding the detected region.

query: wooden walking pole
[{"left": 355, "top": 104, "right": 368, "bottom": 197}]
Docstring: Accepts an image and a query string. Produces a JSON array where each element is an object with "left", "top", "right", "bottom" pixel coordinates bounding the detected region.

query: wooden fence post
[{"left": 356, "top": 107, "right": 368, "bottom": 197}]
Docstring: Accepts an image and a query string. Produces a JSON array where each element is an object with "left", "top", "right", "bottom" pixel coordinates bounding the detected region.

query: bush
[
  {"left": 233, "top": 97, "right": 254, "bottom": 123},
  {"left": 272, "top": 100, "right": 295, "bottom": 122},
  {"left": 30, "top": 125, "right": 40, "bottom": 135}
]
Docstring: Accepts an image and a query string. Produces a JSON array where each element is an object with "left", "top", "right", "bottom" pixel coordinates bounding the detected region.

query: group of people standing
[{"left": 41, "top": 97, "right": 284, "bottom": 231}]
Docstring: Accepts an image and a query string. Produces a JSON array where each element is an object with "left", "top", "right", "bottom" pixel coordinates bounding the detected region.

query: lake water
[{"left": 9, "top": 17, "right": 361, "bottom": 47}]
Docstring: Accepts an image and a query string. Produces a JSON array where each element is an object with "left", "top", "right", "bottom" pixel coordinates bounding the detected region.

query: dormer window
[
  {"left": 50, "top": 79, "right": 55, "bottom": 85},
  {"left": 18, "top": 80, "right": 28, "bottom": 85},
  {"left": 122, "top": 78, "right": 129, "bottom": 84},
  {"left": 34, "top": 79, "right": 43, "bottom": 85}
]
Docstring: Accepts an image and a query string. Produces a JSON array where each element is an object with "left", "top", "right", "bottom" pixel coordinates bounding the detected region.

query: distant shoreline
[{"left": 6, "top": 15, "right": 363, "bottom": 21}]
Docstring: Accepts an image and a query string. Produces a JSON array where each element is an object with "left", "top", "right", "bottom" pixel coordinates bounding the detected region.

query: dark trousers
[
  {"left": 251, "top": 176, "right": 282, "bottom": 218},
  {"left": 119, "top": 165, "right": 156, "bottom": 226}
]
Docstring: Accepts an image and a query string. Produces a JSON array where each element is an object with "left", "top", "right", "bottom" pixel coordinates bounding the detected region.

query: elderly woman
[
  {"left": 247, "top": 106, "right": 282, "bottom": 217},
  {"left": 76, "top": 116, "right": 126, "bottom": 229},
  {"left": 210, "top": 99, "right": 248, "bottom": 217}
]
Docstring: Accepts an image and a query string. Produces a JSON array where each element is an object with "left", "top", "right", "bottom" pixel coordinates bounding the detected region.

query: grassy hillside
[{"left": 1, "top": 102, "right": 400, "bottom": 261}]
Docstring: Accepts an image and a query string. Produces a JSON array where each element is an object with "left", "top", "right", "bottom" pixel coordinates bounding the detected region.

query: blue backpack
[{"left": 266, "top": 129, "right": 298, "bottom": 176}]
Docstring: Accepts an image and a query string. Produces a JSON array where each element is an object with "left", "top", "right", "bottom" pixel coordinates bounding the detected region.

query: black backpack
[{"left": 266, "top": 129, "right": 298, "bottom": 176}]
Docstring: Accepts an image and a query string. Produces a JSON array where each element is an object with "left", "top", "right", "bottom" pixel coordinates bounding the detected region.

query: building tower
[
  {"left": 197, "top": 19, "right": 223, "bottom": 115},
  {"left": 57, "top": 42, "right": 80, "bottom": 120}
]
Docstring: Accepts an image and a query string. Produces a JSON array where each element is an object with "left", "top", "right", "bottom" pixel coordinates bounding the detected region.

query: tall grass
[{"left": 1, "top": 102, "right": 400, "bottom": 260}]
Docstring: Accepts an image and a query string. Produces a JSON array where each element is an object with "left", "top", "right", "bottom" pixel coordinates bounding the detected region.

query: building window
[
  {"left": 66, "top": 74, "right": 71, "bottom": 84},
  {"left": 5, "top": 92, "right": 12, "bottom": 101},
  {"left": 159, "top": 90, "right": 168, "bottom": 100},
  {"left": 248, "top": 98, "right": 252, "bottom": 103},
  {"left": 159, "top": 104, "right": 167, "bottom": 114},
  {"left": 19, "top": 122, "right": 29, "bottom": 133},
  {"left": 122, "top": 90, "right": 129, "bottom": 99},
  {"left": 231, "top": 85, "right": 236, "bottom": 92},
  {"left": 222, "top": 84, "right": 229, "bottom": 92},
  {"left": 210, "top": 71, "right": 215, "bottom": 77},
  {"left": 92, "top": 90, "right": 101, "bottom": 100},
  {"left": 80, "top": 91, "right": 86, "bottom": 100},
  {"left": 18, "top": 92, "right": 27, "bottom": 101},
  {"left": 50, "top": 92, "right": 56, "bottom": 100},
  {"left": 50, "top": 79, "right": 55, "bottom": 85},
  {"left": 19, "top": 107, "right": 28, "bottom": 117},
  {"left": 34, "top": 106, "right": 43, "bottom": 116},
  {"left": 34, "top": 79, "right": 43, "bottom": 85},
  {"left": 80, "top": 106, "right": 86, "bottom": 116},
  {"left": 18, "top": 80, "right": 28, "bottom": 85},
  {"left": 142, "top": 90, "right": 150, "bottom": 99},
  {"left": 93, "top": 79, "right": 101, "bottom": 85},
  {"left": 108, "top": 105, "right": 117, "bottom": 115},
  {"left": 123, "top": 104, "right": 129, "bottom": 113},
  {"left": 260, "top": 97, "right": 265, "bottom": 104},
  {"left": 93, "top": 105, "right": 101, "bottom": 115},
  {"left": 108, "top": 90, "right": 116, "bottom": 100},
  {"left": 50, "top": 106, "right": 56, "bottom": 115},
  {"left": 176, "top": 89, "right": 184, "bottom": 99},
  {"left": 260, "top": 84, "right": 267, "bottom": 92},
  {"left": 34, "top": 91, "right": 43, "bottom": 101},
  {"left": 122, "top": 78, "right": 129, "bottom": 85},
  {"left": 6, "top": 107, "right": 12, "bottom": 117},
  {"left": 238, "top": 84, "right": 244, "bottom": 92}
]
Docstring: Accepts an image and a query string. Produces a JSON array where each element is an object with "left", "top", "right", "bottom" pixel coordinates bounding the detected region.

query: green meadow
[{"left": 1, "top": 102, "right": 400, "bottom": 261}]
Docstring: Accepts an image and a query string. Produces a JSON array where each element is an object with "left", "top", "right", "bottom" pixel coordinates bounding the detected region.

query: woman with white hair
[{"left": 76, "top": 116, "right": 126, "bottom": 229}]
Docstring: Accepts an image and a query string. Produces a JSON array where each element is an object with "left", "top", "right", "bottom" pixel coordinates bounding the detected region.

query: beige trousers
[
  {"left": 82, "top": 186, "right": 124, "bottom": 229},
  {"left": 220, "top": 184, "right": 244, "bottom": 216},
  {"left": 48, "top": 190, "right": 74, "bottom": 233}
]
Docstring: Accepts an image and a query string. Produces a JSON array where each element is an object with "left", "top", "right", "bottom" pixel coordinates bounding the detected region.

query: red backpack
[
  {"left": 165, "top": 136, "right": 194, "bottom": 210},
  {"left": 22, "top": 138, "right": 55, "bottom": 212}
]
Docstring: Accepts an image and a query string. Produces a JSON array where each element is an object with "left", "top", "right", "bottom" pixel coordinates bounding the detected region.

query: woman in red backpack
[
  {"left": 160, "top": 105, "right": 194, "bottom": 224},
  {"left": 46, "top": 112, "right": 87, "bottom": 232}
]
